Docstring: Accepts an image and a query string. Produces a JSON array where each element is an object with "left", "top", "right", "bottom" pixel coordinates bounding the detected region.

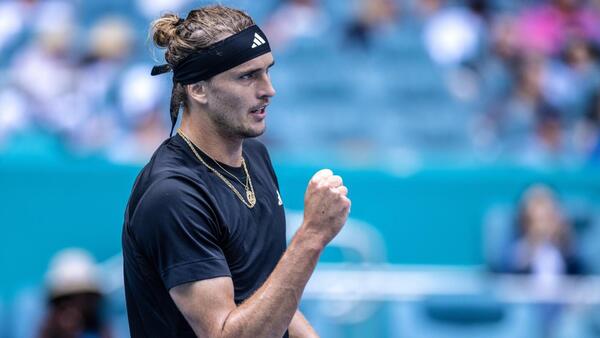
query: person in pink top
[{"left": 516, "top": 0, "right": 600, "bottom": 55}]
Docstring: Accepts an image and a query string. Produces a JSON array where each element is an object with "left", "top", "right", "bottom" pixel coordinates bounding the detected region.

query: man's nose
[{"left": 258, "top": 74, "right": 276, "bottom": 98}]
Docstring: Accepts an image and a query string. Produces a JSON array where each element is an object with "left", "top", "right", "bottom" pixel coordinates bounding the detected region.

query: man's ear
[{"left": 186, "top": 82, "right": 208, "bottom": 105}]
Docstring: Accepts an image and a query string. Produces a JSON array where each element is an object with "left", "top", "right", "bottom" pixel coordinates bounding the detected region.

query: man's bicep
[{"left": 169, "top": 276, "right": 237, "bottom": 338}]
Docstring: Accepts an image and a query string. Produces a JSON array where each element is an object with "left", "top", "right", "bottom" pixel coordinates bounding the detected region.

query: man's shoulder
[
  {"left": 128, "top": 137, "right": 211, "bottom": 220},
  {"left": 126, "top": 172, "right": 217, "bottom": 241},
  {"left": 139, "top": 135, "right": 204, "bottom": 186}
]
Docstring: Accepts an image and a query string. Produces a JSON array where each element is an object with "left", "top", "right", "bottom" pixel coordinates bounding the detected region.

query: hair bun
[{"left": 151, "top": 13, "right": 182, "bottom": 48}]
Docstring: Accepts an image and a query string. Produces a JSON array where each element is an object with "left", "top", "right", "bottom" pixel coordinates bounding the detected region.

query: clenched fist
[{"left": 301, "top": 169, "right": 351, "bottom": 248}]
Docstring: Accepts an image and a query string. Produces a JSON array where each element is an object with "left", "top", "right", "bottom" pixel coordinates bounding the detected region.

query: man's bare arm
[
  {"left": 169, "top": 169, "right": 350, "bottom": 338},
  {"left": 289, "top": 310, "right": 319, "bottom": 338}
]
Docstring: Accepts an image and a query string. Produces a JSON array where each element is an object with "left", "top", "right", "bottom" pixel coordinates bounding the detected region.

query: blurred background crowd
[
  {"left": 1, "top": 0, "right": 600, "bottom": 337},
  {"left": 1, "top": 0, "right": 599, "bottom": 166}
]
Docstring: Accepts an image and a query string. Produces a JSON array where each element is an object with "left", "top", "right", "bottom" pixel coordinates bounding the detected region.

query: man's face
[{"left": 202, "top": 52, "right": 276, "bottom": 139}]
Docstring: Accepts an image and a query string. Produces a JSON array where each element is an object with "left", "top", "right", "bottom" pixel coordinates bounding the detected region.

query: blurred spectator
[
  {"left": 478, "top": 14, "right": 520, "bottom": 102},
  {"left": 506, "top": 184, "right": 584, "bottom": 276},
  {"left": 344, "top": 0, "right": 398, "bottom": 49},
  {"left": 573, "top": 86, "right": 600, "bottom": 162},
  {"left": 8, "top": 0, "right": 77, "bottom": 136},
  {"left": 0, "top": 0, "right": 27, "bottom": 54},
  {"left": 478, "top": 52, "right": 582, "bottom": 165},
  {"left": 264, "top": 0, "right": 328, "bottom": 50},
  {"left": 526, "top": 107, "right": 567, "bottom": 163},
  {"left": 421, "top": 0, "right": 487, "bottom": 66},
  {"left": 106, "top": 64, "right": 169, "bottom": 163},
  {"left": 543, "top": 38, "right": 600, "bottom": 124},
  {"left": 0, "top": 0, "right": 73, "bottom": 58},
  {"left": 515, "top": 0, "right": 600, "bottom": 56},
  {"left": 420, "top": 0, "right": 490, "bottom": 103},
  {"left": 37, "top": 248, "right": 112, "bottom": 338},
  {"left": 70, "top": 16, "right": 135, "bottom": 154},
  {"left": 504, "top": 184, "right": 585, "bottom": 338}
]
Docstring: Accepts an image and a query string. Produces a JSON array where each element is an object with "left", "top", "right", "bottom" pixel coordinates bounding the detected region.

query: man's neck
[{"left": 180, "top": 114, "right": 244, "bottom": 168}]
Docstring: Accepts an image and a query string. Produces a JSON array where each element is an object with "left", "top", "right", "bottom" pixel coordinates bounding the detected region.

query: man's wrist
[{"left": 293, "top": 224, "right": 327, "bottom": 253}]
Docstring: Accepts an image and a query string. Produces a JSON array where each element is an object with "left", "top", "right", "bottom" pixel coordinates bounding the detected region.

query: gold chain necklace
[
  {"left": 178, "top": 129, "right": 256, "bottom": 208},
  {"left": 212, "top": 155, "right": 248, "bottom": 187}
]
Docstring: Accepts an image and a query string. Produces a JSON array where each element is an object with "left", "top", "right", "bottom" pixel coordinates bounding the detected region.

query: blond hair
[{"left": 150, "top": 5, "right": 255, "bottom": 126}]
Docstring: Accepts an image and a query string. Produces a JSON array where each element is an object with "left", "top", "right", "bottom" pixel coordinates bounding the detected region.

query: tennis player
[{"left": 121, "top": 5, "right": 350, "bottom": 338}]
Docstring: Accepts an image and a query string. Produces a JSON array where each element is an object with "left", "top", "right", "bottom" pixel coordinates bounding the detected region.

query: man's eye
[{"left": 240, "top": 73, "right": 255, "bottom": 80}]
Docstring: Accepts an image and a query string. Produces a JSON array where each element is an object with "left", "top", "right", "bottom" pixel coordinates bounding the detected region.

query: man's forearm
[
  {"left": 220, "top": 227, "right": 324, "bottom": 338},
  {"left": 289, "top": 310, "right": 319, "bottom": 338},
  {"left": 213, "top": 168, "right": 350, "bottom": 338}
]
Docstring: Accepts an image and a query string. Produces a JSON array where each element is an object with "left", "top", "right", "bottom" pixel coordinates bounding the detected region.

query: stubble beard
[
  {"left": 207, "top": 108, "right": 265, "bottom": 140},
  {"left": 205, "top": 84, "right": 266, "bottom": 139}
]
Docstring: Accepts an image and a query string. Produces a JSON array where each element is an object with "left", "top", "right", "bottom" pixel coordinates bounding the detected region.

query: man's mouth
[{"left": 250, "top": 105, "right": 267, "bottom": 114}]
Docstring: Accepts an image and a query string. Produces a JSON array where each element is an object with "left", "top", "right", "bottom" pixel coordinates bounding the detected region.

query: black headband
[{"left": 151, "top": 25, "right": 271, "bottom": 84}]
